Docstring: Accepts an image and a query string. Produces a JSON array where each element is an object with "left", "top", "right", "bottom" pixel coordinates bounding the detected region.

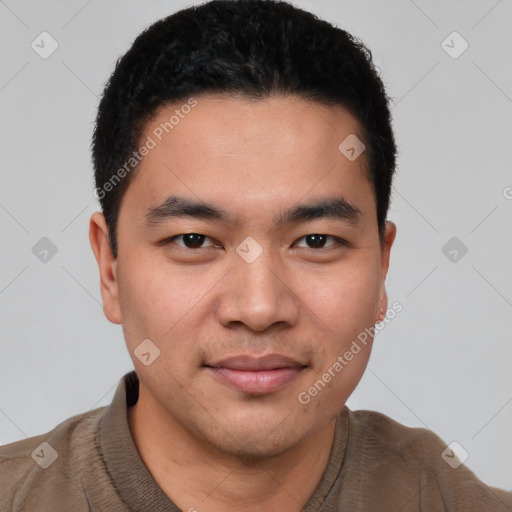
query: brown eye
[
  {"left": 295, "top": 234, "right": 345, "bottom": 249},
  {"left": 167, "top": 233, "right": 216, "bottom": 249}
]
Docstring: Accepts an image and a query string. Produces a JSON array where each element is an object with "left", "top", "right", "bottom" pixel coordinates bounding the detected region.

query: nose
[{"left": 216, "top": 248, "right": 299, "bottom": 332}]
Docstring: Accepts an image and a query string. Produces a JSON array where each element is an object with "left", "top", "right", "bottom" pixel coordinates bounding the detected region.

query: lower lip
[{"left": 206, "top": 367, "right": 304, "bottom": 394}]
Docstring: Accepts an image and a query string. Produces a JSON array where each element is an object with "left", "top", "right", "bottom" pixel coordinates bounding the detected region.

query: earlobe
[
  {"left": 376, "top": 221, "right": 396, "bottom": 323},
  {"left": 376, "top": 290, "right": 388, "bottom": 323},
  {"left": 380, "top": 220, "right": 397, "bottom": 280},
  {"left": 89, "top": 212, "right": 123, "bottom": 324}
]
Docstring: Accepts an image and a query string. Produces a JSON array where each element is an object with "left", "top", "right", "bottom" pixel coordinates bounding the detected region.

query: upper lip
[{"left": 206, "top": 354, "right": 306, "bottom": 371}]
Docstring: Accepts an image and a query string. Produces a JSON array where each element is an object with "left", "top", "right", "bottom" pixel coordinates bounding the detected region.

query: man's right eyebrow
[{"left": 144, "top": 196, "right": 236, "bottom": 226}]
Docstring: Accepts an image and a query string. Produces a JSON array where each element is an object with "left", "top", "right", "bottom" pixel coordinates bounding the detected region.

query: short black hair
[{"left": 92, "top": 0, "right": 396, "bottom": 258}]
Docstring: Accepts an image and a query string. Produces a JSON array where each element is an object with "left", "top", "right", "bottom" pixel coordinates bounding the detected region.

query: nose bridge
[
  {"left": 240, "top": 249, "right": 280, "bottom": 303},
  {"left": 217, "top": 242, "right": 299, "bottom": 331}
]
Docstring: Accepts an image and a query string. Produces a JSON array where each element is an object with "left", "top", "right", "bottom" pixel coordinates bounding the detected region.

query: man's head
[
  {"left": 90, "top": 0, "right": 397, "bottom": 460},
  {"left": 92, "top": 0, "right": 396, "bottom": 257}
]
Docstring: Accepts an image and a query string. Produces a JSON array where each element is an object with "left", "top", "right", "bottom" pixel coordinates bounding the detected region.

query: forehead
[{"left": 120, "top": 94, "right": 374, "bottom": 227}]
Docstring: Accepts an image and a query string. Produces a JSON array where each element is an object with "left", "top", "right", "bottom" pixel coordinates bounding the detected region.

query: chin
[
  {"left": 200, "top": 423, "right": 301, "bottom": 462},
  {"left": 219, "top": 437, "right": 294, "bottom": 463}
]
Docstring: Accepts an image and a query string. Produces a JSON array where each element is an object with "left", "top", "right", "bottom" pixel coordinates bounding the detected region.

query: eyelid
[
  {"left": 166, "top": 234, "right": 218, "bottom": 248},
  {"left": 294, "top": 235, "right": 348, "bottom": 249}
]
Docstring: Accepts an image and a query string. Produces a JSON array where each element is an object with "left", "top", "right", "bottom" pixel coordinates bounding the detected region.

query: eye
[
  {"left": 294, "top": 234, "right": 347, "bottom": 249},
  {"left": 165, "top": 233, "right": 218, "bottom": 249},
  {"left": 161, "top": 233, "right": 349, "bottom": 251}
]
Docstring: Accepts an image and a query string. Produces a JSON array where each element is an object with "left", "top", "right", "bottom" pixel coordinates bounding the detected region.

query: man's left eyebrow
[
  {"left": 143, "top": 195, "right": 362, "bottom": 227},
  {"left": 275, "top": 197, "right": 362, "bottom": 226}
]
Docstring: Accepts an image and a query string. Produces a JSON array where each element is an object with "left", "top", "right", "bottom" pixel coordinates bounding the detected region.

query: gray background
[{"left": 0, "top": 0, "right": 511, "bottom": 489}]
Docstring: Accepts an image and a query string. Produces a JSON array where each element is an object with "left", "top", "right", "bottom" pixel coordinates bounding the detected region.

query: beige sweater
[{"left": 1, "top": 371, "right": 511, "bottom": 511}]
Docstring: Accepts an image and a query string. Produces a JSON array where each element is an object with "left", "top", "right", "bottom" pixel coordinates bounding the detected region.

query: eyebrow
[{"left": 144, "top": 195, "right": 362, "bottom": 228}]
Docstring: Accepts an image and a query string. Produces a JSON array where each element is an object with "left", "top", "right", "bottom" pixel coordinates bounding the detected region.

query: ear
[
  {"left": 89, "top": 212, "right": 122, "bottom": 324},
  {"left": 376, "top": 221, "right": 397, "bottom": 322}
]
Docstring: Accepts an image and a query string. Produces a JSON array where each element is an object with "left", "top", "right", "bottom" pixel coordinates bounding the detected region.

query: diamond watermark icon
[
  {"left": 441, "top": 31, "right": 468, "bottom": 59},
  {"left": 441, "top": 441, "right": 469, "bottom": 469},
  {"left": 134, "top": 338, "right": 161, "bottom": 366},
  {"left": 442, "top": 237, "right": 468, "bottom": 263},
  {"left": 236, "top": 236, "right": 263, "bottom": 263},
  {"left": 31, "top": 31, "right": 59, "bottom": 59},
  {"left": 32, "top": 237, "right": 58, "bottom": 263},
  {"left": 31, "top": 441, "right": 58, "bottom": 469},
  {"left": 338, "top": 134, "right": 365, "bottom": 161}
]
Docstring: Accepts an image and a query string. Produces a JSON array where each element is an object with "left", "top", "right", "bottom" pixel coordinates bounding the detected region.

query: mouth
[{"left": 203, "top": 354, "right": 308, "bottom": 395}]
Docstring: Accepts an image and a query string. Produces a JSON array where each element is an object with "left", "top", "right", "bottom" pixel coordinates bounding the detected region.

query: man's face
[{"left": 91, "top": 95, "right": 395, "bottom": 458}]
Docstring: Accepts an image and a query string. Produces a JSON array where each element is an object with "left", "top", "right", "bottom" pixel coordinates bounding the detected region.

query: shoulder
[
  {"left": 344, "top": 408, "right": 512, "bottom": 511},
  {"left": 348, "top": 408, "right": 447, "bottom": 462},
  {"left": 0, "top": 406, "right": 106, "bottom": 511}
]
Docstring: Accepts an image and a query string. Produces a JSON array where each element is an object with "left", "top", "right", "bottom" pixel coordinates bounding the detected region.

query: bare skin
[{"left": 89, "top": 94, "right": 396, "bottom": 512}]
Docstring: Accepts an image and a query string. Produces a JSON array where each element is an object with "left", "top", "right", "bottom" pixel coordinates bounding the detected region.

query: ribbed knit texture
[{"left": 1, "top": 371, "right": 511, "bottom": 511}]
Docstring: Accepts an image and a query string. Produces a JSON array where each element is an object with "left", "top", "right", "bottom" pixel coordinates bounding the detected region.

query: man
[{"left": 1, "top": 1, "right": 510, "bottom": 511}]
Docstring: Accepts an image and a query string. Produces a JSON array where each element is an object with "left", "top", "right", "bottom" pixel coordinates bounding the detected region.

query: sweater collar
[
  {"left": 98, "top": 371, "right": 180, "bottom": 511},
  {"left": 97, "top": 371, "right": 350, "bottom": 511}
]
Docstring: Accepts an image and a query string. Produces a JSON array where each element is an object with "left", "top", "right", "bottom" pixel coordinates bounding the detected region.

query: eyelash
[{"left": 161, "top": 233, "right": 349, "bottom": 250}]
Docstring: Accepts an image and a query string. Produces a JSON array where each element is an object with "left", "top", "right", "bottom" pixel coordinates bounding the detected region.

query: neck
[{"left": 127, "top": 384, "right": 337, "bottom": 512}]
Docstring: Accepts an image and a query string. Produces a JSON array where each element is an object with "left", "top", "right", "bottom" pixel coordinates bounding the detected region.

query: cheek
[
  {"left": 117, "top": 254, "right": 182, "bottom": 347},
  {"left": 117, "top": 253, "right": 212, "bottom": 375},
  {"left": 292, "top": 256, "right": 380, "bottom": 400},
  {"left": 297, "top": 259, "right": 380, "bottom": 334}
]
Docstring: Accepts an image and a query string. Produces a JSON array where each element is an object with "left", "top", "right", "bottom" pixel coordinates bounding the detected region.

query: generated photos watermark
[
  {"left": 298, "top": 301, "right": 403, "bottom": 405},
  {"left": 93, "top": 97, "right": 198, "bottom": 200}
]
